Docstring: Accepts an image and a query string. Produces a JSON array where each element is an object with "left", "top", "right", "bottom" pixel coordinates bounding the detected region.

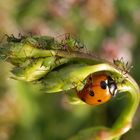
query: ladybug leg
[{"left": 88, "top": 75, "right": 93, "bottom": 85}]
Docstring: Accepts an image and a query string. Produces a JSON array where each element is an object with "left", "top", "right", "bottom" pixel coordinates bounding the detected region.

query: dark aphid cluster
[
  {"left": 6, "top": 34, "right": 26, "bottom": 43},
  {"left": 32, "top": 36, "right": 59, "bottom": 50}
]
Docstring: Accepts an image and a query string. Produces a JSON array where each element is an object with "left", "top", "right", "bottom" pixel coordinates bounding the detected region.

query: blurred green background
[{"left": 0, "top": 0, "right": 140, "bottom": 140}]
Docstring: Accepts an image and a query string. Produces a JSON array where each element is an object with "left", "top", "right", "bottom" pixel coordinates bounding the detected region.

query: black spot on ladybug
[
  {"left": 97, "top": 99, "right": 102, "bottom": 102},
  {"left": 100, "top": 81, "right": 107, "bottom": 89},
  {"left": 89, "top": 91, "right": 94, "bottom": 96}
]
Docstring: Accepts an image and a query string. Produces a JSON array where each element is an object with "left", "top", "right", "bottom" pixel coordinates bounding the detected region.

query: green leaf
[{"left": 0, "top": 35, "right": 139, "bottom": 140}]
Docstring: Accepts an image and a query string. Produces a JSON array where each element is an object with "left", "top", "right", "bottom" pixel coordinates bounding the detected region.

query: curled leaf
[{"left": 0, "top": 35, "right": 139, "bottom": 140}]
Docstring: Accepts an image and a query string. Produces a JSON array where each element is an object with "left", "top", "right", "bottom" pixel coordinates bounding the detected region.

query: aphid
[
  {"left": 77, "top": 73, "right": 117, "bottom": 105},
  {"left": 57, "top": 33, "right": 86, "bottom": 52},
  {"left": 113, "top": 57, "right": 133, "bottom": 84},
  {"left": 113, "top": 57, "right": 133, "bottom": 75}
]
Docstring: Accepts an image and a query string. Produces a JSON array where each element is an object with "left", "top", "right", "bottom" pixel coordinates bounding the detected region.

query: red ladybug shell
[{"left": 77, "top": 73, "right": 117, "bottom": 105}]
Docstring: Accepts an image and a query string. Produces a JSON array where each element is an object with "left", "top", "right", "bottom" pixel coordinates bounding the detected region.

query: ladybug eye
[{"left": 100, "top": 81, "right": 107, "bottom": 89}]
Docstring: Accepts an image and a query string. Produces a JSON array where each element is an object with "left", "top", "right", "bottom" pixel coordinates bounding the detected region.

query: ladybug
[{"left": 77, "top": 73, "right": 117, "bottom": 105}]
